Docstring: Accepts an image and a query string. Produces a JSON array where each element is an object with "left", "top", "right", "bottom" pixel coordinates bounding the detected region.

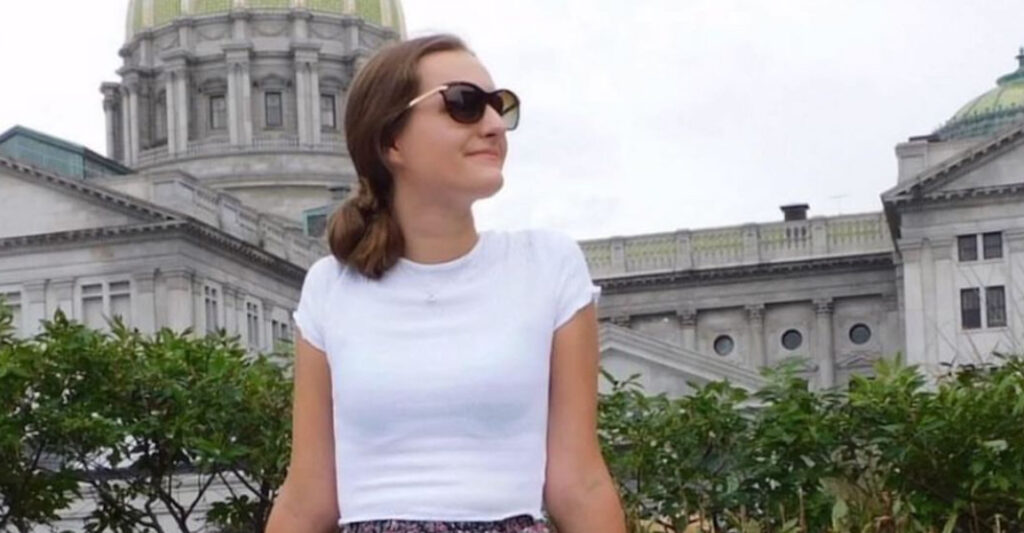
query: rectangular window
[
  {"left": 961, "top": 288, "right": 981, "bottom": 329},
  {"left": 271, "top": 319, "right": 292, "bottom": 345},
  {"left": 82, "top": 283, "right": 105, "bottom": 329},
  {"left": 320, "top": 94, "right": 337, "bottom": 129},
  {"left": 153, "top": 96, "right": 167, "bottom": 142},
  {"left": 204, "top": 286, "right": 220, "bottom": 333},
  {"left": 986, "top": 286, "right": 1007, "bottom": 328},
  {"left": 210, "top": 95, "right": 227, "bottom": 130},
  {"left": 79, "top": 281, "right": 131, "bottom": 330},
  {"left": 109, "top": 281, "right": 131, "bottom": 323},
  {"left": 265, "top": 92, "right": 283, "bottom": 128},
  {"left": 246, "top": 301, "right": 261, "bottom": 347},
  {"left": 957, "top": 234, "right": 978, "bottom": 262},
  {"left": 983, "top": 232, "right": 1003, "bottom": 260},
  {"left": 2, "top": 291, "right": 21, "bottom": 332}
]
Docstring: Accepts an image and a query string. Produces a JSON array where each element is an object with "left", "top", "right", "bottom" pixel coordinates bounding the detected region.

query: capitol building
[{"left": 1, "top": 2, "right": 1023, "bottom": 527}]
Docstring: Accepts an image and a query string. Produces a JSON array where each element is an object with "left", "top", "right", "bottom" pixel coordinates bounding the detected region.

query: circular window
[
  {"left": 849, "top": 324, "right": 872, "bottom": 345},
  {"left": 781, "top": 329, "right": 803, "bottom": 350},
  {"left": 713, "top": 335, "right": 734, "bottom": 356}
]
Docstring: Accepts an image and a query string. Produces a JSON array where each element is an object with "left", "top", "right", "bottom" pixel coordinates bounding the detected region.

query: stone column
[
  {"left": 290, "top": 8, "right": 311, "bottom": 41},
  {"left": 100, "top": 83, "right": 122, "bottom": 160},
  {"left": 293, "top": 42, "right": 322, "bottom": 145},
  {"left": 224, "top": 43, "right": 254, "bottom": 147},
  {"left": 51, "top": 279, "right": 74, "bottom": 318},
  {"left": 222, "top": 284, "right": 239, "bottom": 336},
  {"left": 676, "top": 307, "right": 697, "bottom": 351},
  {"left": 23, "top": 281, "right": 46, "bottom": 336},
  {"left": 128, "top": 85, "right": 141, "bottom": 164},
  {"left": 162, "top": 50, "right": 191, "bottom": 155},
  {"left": 746, "top": 304, "right": 766, "bottom": 368},
  {"left": 1008, "top": 230, "right": 1024, "bottom": 339},
  {"left": 118, "top": 70, "right": 141, "bottom": 166},
  {"left": 164, "top": 269, "right": 195, "bottom": 333},
  {"left": 815, "top": 298, "right": 836, "bottom": 389},
  {"left": 674, "top": 230, "right": 693, "bottom": 271},
  {"left": 262, "top": 299, "right": 275, "bottom": 352},
  {"left": 131, "top": 270, "right": 157, "bottom": 334},
  {"left": 742, "top": 224, "right": 760, "bottom": 264}
]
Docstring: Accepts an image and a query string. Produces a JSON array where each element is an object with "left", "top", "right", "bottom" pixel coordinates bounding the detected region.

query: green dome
[
  {"left": 936, "top": 49, "right": 1024, "bottom": 140},
  {"left": 126, "top": 0, "right": 405, "bottom": 41}
]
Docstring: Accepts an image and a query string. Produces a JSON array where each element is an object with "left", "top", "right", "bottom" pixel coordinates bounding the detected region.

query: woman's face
[{"left": 387, "top": 50, "right": 508, "bottom": 208}]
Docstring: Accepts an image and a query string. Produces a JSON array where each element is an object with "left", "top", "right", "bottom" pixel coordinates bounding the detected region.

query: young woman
[{"left": 265, "top": 34, "right": 626, "bottom": 533}]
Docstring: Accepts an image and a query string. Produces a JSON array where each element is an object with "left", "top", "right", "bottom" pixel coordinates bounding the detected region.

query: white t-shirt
[{"left": 292, "top": 228, "right": 601, "bottom": 525}]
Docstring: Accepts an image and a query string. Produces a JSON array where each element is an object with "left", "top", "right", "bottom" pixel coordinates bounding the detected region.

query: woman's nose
[{"left": 479, "top": 104, "right": 508, "bottom": 137}]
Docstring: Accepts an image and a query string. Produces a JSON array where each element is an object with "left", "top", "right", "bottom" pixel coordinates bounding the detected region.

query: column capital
[
  {"left": 814, "top": 298, "right": 834, "bottom": 315},
  {"left": 745, "top": 303, "right": 765, "bottom": 321},
  {"left": 131, "top": 270, "right": 157, "bottom": 292}
]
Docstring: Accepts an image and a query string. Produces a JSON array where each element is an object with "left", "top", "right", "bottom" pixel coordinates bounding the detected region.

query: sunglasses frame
[{"left": 405, "top": 81, "right": 520, "bottom": 130}]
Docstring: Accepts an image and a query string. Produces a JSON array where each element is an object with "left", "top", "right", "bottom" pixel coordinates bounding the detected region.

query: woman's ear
[{"left": 384, "top": 138, "right": 404, "bottom": 170}]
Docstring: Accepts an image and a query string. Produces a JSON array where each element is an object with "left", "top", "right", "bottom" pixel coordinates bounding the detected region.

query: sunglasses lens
[
  {"left": 443, "top": 84, "right": 487, "bottom": 124},
  {"left": 494, "top": 89, "right": 520, "bottom": 130},
  {"left": 441, "top": 84, "right": 520, "bottom": 130}
]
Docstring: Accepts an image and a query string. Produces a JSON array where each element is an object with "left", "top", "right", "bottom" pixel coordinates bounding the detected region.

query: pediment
[
  {"left": 0, "top": 157, "right": 177, "bottom": 240},
  {"left": 598, "top": 323, "right": 765, "bottom": 398},
  {"left": 884, "top": 125, "right": 1024, "bottom": 206}
]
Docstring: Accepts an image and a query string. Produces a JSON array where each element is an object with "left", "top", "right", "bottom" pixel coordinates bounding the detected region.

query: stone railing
[
  {"left": 98, "top": 173, "right": 325, "bottom": 269},
  {"left": 580, "top": 212, "right": 893, "bottom": 278},
  {"left": 135, "top": 138, "right": 346, "bottom": 167}
]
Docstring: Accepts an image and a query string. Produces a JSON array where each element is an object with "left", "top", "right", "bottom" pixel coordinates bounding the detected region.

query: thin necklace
[{"left": 398, "top": 233, "right": 486, "bottom": 304}]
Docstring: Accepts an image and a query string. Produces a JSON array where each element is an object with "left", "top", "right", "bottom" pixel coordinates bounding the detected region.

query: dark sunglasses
[{"left": 406, "top": 81, "right": 521, "bottom": 130}]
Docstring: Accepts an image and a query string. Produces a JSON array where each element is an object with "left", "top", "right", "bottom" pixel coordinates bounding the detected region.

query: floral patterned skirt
[{"left": 338, "top": 513, "right": 552, "bottom": 533}]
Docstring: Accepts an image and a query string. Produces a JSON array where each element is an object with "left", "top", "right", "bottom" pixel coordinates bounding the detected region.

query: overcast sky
[{"left": 1, "top": 1, "right": 1022, "bottom": 239}]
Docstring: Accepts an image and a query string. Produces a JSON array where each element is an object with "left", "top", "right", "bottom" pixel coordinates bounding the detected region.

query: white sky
[{"left": 1, "top": 1, "right": 1022, "bottom": 239}]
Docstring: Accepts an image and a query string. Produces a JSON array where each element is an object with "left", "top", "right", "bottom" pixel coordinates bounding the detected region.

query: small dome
[
  {"left": 126, "top": 0, "right": 405, "bottom": 41},
  {"left": 935, "top": 49, "right": 1024, "bottom": 140}
]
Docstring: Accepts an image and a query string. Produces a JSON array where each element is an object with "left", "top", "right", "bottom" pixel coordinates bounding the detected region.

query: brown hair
[{"left": 327, "top": 34, "right": 470, "bottom": 280}]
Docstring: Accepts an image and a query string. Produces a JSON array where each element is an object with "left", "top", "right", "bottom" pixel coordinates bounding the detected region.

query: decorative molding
[
  {"left": 675, "top": 308, "right": 697, "bottom": 326},
  {"left": 599, "top": 322, "right": 766, "bottom": 392},
  {"left": 814, "top": 298, "right": 835, "bottom": 315},
  {"left": 596, "top": 253, "right": 894, "bottom": 292}
]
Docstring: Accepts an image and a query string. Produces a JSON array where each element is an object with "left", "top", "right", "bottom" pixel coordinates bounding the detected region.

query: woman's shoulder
[
  {"left": 500, "top": 227, "right": 578, "bottom": 254},
  {"left": 303, "top": 254, "right": 348, "bottom": 287}
]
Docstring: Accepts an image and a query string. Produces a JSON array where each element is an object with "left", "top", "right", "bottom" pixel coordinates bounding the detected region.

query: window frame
[
  {"left": 264, "top": 91, "right": 284, "bottom": 129},
  {"left": 982, "top": 232, "right": 1003, "bottom": 260},
  {"left": 985, "top": 285, "right": 1007, "bottom": 328},
  {"left": 245, "top": 299, "right": 262, "bottom": 349},
  {"left": 320, "top": 93, "right": 337, "bottom": 130},
  {"left": 209, "top": 94, "right": 227, "bottom": 131},
  {"left": 957, "top": 234, "right": 978, "bottom": 262},
  {"left": 960, "top": 288, "right": 982, "bottom": 330},
  {"left": 75, "top": 279, "right": 133, "bottom": 330},
  {"left": 1, "top": 287, "right": 23, "bottom": 334},
  {"left": 203, "top": 283, "right": 222, "bottom": 334}
]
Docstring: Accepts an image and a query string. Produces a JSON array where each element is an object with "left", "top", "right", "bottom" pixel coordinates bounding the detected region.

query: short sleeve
[
  {"left": 548, "top": 230, "right": 601, "bottom": 330},
  {"left": 291, "top": 256, "right": 339, "bottom": 351}
]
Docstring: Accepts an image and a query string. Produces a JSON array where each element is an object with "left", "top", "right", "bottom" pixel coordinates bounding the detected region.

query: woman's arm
[
  {"left": 543, "top": 303, "right": 626, "bottom": 533},
  {"left": 266, "top": 333, "right": 340, "bottom": 533}
]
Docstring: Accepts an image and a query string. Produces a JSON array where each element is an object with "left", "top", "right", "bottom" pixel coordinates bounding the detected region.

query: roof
[
  {"left": 881, "top": 122, "right": 1024, "bottom": 240},
  {"left": 0, "top": 125, "right": 132, "bottom": 179},
  {"left": 0, "top": 154, "right": 305, "bottom": 283},
  {"left": 126, "top": 0, "right": 406, "bottom": 41},
  {"left": 934, "top": 49, "right": 1024, "bottom": 140}
]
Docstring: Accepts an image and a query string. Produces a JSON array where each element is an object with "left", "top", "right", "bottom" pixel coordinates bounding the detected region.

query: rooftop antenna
[{"left": 828, "top": 194, "right": 848, "bottom": 215}]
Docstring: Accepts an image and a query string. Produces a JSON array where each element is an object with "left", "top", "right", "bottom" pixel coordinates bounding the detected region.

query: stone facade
[{"left": 103, "top": 2, "right": 402, "bottom": 222}]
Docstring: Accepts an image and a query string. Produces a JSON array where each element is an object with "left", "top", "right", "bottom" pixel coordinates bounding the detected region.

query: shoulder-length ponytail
[{"left": 327, "top": 34, "right": 469, "bottom": 280}]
